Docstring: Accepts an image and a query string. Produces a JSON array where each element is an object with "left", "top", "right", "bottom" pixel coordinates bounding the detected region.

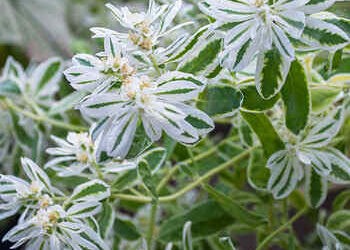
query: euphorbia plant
[{"left": 0, "top": 0, "right": 349, "bottom": 249}]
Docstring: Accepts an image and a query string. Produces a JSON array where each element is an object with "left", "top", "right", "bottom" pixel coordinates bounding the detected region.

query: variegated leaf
[
  {"left": 304, "top": 166, "right": 327, "bottom": 208},
  {"left": 300, "top": 16, "right": 349, "bottom": 51},
  {"left": 267, "top": 150, "right": 303, "bottom": 199},
  {"left": 256, "top": 47, "right": 292, "bottom": 99},
  {"left": 325, "top": 148, "right": 350, "bottom": 184},
  {"left": 67, "top": 201, "right": 102, "bottom": 218},
  {"left": 69, "top": 179, "right": 110, "bottom": 203},
  {"left": 301, "top": 106, "right": 344, "bottom": 148},
  {"left": 182, "top": 221, "right": 193, "bottom": 250}
]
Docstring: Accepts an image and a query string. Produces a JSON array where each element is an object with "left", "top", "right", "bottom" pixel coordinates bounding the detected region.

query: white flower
[
  {"left": 3, "top": 204, "right": 107, "bottom": 250},
  {"left": 199, "top": 0, "right": 349, "bottom": 98},
  {"left": 0, "top": 158, "right": 57, "bottom": 221},
  {"left": 79, "top": 71, "right": 214, "bottom": 158},
  {"left": 91, "top": 0, "right": 188, "bottom": 52},
  {"left": 45, "top": 132, "right": 97, "bottom": 177},
  {"left": 64, "top": 36, "right": 135, "bottom": 93}
]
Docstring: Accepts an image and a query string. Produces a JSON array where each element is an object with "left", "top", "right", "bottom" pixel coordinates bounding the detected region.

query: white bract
[
  {"left": 45, "top": 132, "right": 96, "bottom": 177},
  {"left": 199, "top": 0, "right": 349, "bottom": 98},
  {"left": 267, "top": 106, "right": 350, "bottom": 206},
  {"left": 3, "top": 204, "right": 108, "bottom": 250},
  {"left": 0, "top": 158, "right": 56, "bottom": 221},
  {"left": 64, "top": 36, "right": 135, "bottom": 93},
  {"left": 91, "top": 0, "right": 187, "bottom": 53},
  {"left": 0, "top": 158, "right": 110, "bottom": 250},
  {"left": 80, "top": 71, "right": 213, "bottom": 158}
]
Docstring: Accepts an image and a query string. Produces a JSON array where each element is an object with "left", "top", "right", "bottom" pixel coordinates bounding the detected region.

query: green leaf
[
  {"left": 197, "top": 84, "right": 243, "bottom": 117},
  {"left": 204, "top": 185, "right": 267, "bottom": 227},
  {"left": 304, "top": 166, "right": 327, "bottom": 208},
  {"left": 33, "top": 58, "right": 62, "bottom": 94},
  {"left": 247, "top": 150, "right": 270, "bottom": 191},
  {"left": 178, "top": 38, "right": 222, "bottom": 78},
  {"left": 332, "top": 190, "right": 350, "bottom": 211},
  {"left": 327, "top": 210, "right": 350, "bottom": 232},
  {"left": 302, "top": 17, "right": 349, "bottom": 50},
  {"left": 166, "top": 26, "right": 209, "bottom": 63},
  {"left": 0, "top": 79, "right": 21, "bottom": 97},
  {"left": 326, "top": 149, "right": 350, "bottom": 184},
  {"left": 111, "top": 170, "right": 138, "bottom": 191},
  {"left": 256, "top": 48, "right": 291, "bottom": 99},
  {"left": 219, "top": 237, "right": 237, "bottom": 250},
  {"left": 240, "top": 84, "right": 279, "bottom": 112},
  {"left": 114, "top": 218, "right": 141, "bottom": 241},
  {"left": 99, "top": 201, "right": 115, "bottom": 239},
  {"left": 241, "top": 111, "right": 285, "bottom": 158},
  {"left": 310, "top": 86, "right": 341, "bottom": 113},
  {"left": 140, "top": 147, "right": 167, "bottom": 174},
  {"left": 137, "top": 160, "right": 157, "bottom": 198},
  {"left": 158, "top": 201, "right": 235, "bottom": 242},
  {"left": 70, "top": 179, "right": 110, "bottom": 202},
  {"left": 281, "top": 60, "right": 310, "bottom": 135},
  {"left": 126, "top": 124, "right": 152, "bottom": 159},
  {"left": 48, "top": 91, "right": 86, "bottom": 116}
]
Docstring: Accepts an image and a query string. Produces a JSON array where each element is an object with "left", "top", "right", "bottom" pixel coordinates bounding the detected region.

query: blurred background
[{"left": 0, "top": 0, "right": 349, "bottom": 249}]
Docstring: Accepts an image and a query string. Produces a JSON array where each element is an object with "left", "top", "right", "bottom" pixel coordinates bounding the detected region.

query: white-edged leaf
[
  {"left": 256, "top": 47, "right": 291, "bottom": 99},
  {"left": 301, "top": 106, "right": 344, "bottom": 148},
  {"left": 21, "top": 157, "right": 52, "bottom": 192},
  {"left": 325, "top": 148, "right": 350, "bottom": 184},
  {"left": 300, "top": 16, "right": 349, "bottom": 51},
  {"left": 182, "top": 221, "right": 193, "bottom": 250},
  {"left": 69, "top": 179, "right": 110, "bottom": 203},
  {"left": 31, "top": 57, "right": 63, "bottom": 97},
  {"left": 304, "top": 166, "right": 327, "bottom": 208},
  {"left": 219, "top": 237, "right": 237, "bottom": 250},
  {"left": 98, "top": 201, "right": 115, "bottom": 239},
  {"left": 267, "top": 150, "right": 303, "bottom": 199},
  {"left": 67, "top": 201, "right": 102, "bottom": 218},
  {"left": 49, "top": 91, "right": 86, "bottom": 115},
  {"left": 140, "top": 147, "right": 167, "bottom": 174}
]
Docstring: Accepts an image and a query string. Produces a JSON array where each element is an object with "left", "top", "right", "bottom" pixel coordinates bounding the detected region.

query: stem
[
  {"left": 257, "top": 207, "right": 308, "bottom": 250},
  {"left": 113, "top": 147, "right": 255, "bottom": 203},
  {"left": 146, "top": 202, "right": 158, "bottom": 250},
  {"left": 4, "top": 99, "right": 86, "bottom": 132},
  {"left": 149, "top": 54, "right": 161, "bottom": 75},
  {"left": 156, "top": 136, "right": 238, "bottom": 192}
]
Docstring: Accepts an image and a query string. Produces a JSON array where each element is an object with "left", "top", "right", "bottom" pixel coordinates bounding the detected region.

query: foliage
[{"left": 0, "top": 0, "right": 349, "bottom": 249}]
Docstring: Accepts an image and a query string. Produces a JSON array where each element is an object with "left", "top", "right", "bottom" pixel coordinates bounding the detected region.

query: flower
[
  {"left": 0, "top": 158, "right": 57, "bottom": 221},
  {"left": 91, "top": 0, "right": 188, "bottom": 53},
  {"left": 3, "top": 204, "right": 108, "bottom": 250},
  {"left": 199, "top": 0, "right": 349, "bottom": 98},
  {"left": 64, "top": 36, "right": 135, "bottom": 93},
  {"left": 79, "top": 71, "right": 214, "bottom": 158},
  {"left": 45, "top": 132, "right": 96, "bottom": 177},
  {"left": 267, "top": 106, "right": 350, "bottom": 206}
]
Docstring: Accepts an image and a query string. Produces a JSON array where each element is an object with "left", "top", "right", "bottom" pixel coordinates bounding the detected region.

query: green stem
[
  {"left": 146, "top": 202, "right": 158, "bottom": 250},
  {"left": 4, "top": 99, "right": 86, "bottom": 132},
  {"left": 113, "top": 147, "right": 255, "bottom": 203},
  {"left": 149, "top": 54, "right": 161, "bottom": 75},
  {"left": 156, "top": 136, "right": 238, "bottom": 192},
  {"left": 257, "top": 207, "right": 308, "bottom": 250}
]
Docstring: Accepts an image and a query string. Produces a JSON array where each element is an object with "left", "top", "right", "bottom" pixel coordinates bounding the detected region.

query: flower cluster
[
  {"left": 0, "top": 158, "right": 110, "bottom": 249},
  {"left": 200, "top": 0, "right": 350, "bottom": 98},
  {"left": 65, "top": 0, "right": 214, "bottom": 159}
]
